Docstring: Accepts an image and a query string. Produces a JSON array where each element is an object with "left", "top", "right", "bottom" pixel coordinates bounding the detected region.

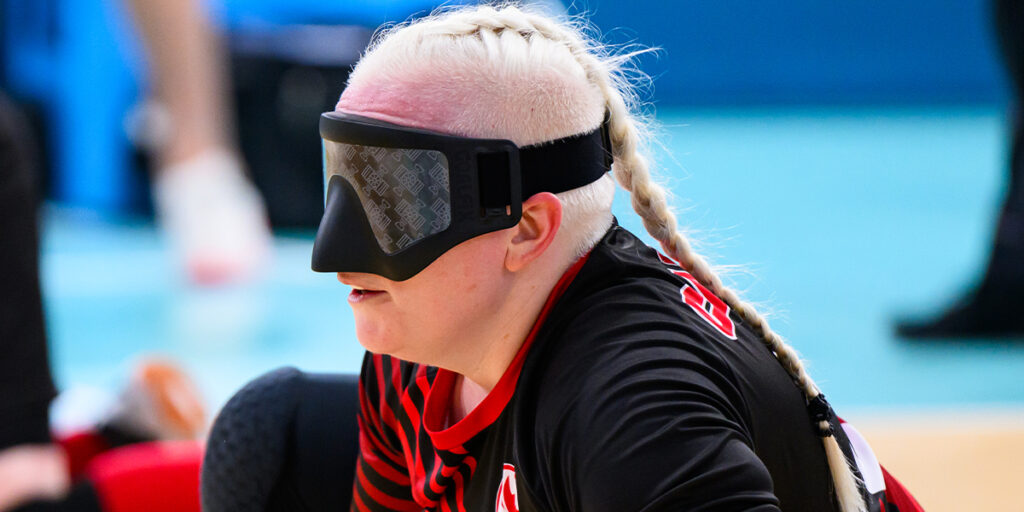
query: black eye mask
[{"left": 312, "top": 111, "right": 612, "bottom": 281}]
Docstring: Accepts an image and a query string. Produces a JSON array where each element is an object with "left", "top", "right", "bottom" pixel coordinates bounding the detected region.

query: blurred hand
[
  {"left": 0, "top": 444, "right": 70, "bottom": 511},
  {"left": 153, "top": 149, "right": 272, "bottom": 285}
]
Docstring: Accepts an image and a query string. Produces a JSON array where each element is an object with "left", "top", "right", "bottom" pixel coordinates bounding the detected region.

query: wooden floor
[{"left": 854, "top": 411, "right": 1024, "bottom": 512}]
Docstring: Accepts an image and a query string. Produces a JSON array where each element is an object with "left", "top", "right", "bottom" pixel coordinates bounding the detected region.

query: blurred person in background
[
  {"left": 0, "top": 92, "right": 205, "bottom": 512},
  {"left": 897, "top": 0, "right": 1024, "bottom": 339},
  {"left": 123, "top": 0, "right": 271, "bottom": 285},
  {"left": 1, "top": 0, "right": 258, "bottom": 506}
]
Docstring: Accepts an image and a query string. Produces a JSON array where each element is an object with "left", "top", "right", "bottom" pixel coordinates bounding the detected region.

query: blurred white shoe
[
  {"left": 153, "top": 149, "right": 271, "bottom": 285},
  {"left": 103, "top": 359, "right": 208, "bottom": 442}
]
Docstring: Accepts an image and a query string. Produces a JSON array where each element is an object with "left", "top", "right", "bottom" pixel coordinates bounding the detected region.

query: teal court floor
[{"left": 42, "top": 105, "right": 1024, "bottom": 418}]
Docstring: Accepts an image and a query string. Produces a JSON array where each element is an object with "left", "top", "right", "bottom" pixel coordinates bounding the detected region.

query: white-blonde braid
[
  {"left": 363, "top": 4, "right": 866, "bottom": 511},
  {"left": 501, "top": 9, "right": 866, "bottom": 511},
  {"left": 497, "top": 9, "right": 865, "bottom": 511}
]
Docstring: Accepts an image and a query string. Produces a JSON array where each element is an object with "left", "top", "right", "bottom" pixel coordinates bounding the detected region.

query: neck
[
  {"left": 449, "top": 244, "right": 575, "bottom": 416},
  {"left": 460, "top": 270, "right": 556, "bottom": 390}
]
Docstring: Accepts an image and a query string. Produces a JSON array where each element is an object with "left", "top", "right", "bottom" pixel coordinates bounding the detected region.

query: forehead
[{"left": 335, "top": 59, "right": 605, "bottom": 147}]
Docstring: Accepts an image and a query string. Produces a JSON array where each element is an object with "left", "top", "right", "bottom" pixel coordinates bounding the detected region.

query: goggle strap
[
  {"left": 476, "top": 121, "right": 612, "bottom": 210},
  {"left": 517, "top": 120, "right": 613, "bottom": 199}
]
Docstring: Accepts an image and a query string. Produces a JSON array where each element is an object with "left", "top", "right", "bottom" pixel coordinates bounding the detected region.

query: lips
[
  {"left": 338, "top": 274, "right": 389, "bottom": 303},
  {"left": 347, "top": 284, "right": 387, "bottom": 303},
  {"left": 348, "top": 284, "right": 387, "bottom": 303}
]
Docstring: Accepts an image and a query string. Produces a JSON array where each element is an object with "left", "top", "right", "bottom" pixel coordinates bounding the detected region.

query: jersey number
[
  {"left": 674, "top": 271, "right": 737, "bottom": 339},
  {"left": 654, "top": 256, "right": 735, "bottom": 340}
]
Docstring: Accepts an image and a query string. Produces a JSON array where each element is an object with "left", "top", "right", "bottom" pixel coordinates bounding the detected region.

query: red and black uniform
[{"left": 354, "top": 223, "right": 922, "bottom": 512}]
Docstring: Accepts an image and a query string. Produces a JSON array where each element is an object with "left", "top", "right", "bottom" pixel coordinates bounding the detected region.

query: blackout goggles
[{"left": 311, "top": 111, "right": 612, "bottom": 281}]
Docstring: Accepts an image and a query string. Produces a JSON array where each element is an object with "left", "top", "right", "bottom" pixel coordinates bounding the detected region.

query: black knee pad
[
  {"left": 202, "top": 367, "right": 305, "bottom": 511},
  {"left": 201, "top": 368, "right": 360, "bottom": 511}
]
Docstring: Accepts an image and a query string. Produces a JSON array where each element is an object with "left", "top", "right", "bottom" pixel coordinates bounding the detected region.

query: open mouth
[{"left": 348, "top": 286, "right": 386, "bottom": 303}]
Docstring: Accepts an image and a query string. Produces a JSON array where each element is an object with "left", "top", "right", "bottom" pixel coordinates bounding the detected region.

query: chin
[
  {"left": 354, "top": 319, "right": 391, "bottom": 352},
  {"left": 353, "top": 316, "right": 408, "bottom": 358}
]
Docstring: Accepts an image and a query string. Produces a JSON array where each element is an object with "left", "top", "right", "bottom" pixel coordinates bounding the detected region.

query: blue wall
[
  {"left": 2, "top": 0, "right": 1013, "bottom": 211},
  {"left": 575, "top": 0, "right": 1009, "bottom": 105},
  {"left": 209, "top": 0, "right": 1012, "bottom": 104}
]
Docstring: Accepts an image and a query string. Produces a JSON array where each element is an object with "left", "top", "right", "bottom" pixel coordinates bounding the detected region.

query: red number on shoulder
[{"left": 658, "top": 254, "right": 737, "bottom": 339}]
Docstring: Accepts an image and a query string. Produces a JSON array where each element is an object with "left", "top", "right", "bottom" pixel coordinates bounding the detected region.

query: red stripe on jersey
[
  {"left": 406, "top": 448, "right": 428, "bottom": 506},
  {"left": 452, "top": 464, "right": 469, "bottom": 512},
  {"left": 352, "top": 489, "right": 371, "bottom": 512},
  {"left": 356, "top": 461, "right": 421, "bottom": 511},
  {"left": 427, "top": 452, "right": 448, "bottom": 495},
  {"left": 423, "top": 253, "right": 592, "bottom": 450},
  {"left": 412, "top": 445, "right": 434, "bottom": 507},
  {"left": 358, "top": 380, "right": 382, "bottom": 435},
  {"left": 358, "top": 382, "right": 406, "bottom": 471},
  {"left": 373, "top": 355, "right": 387, "bottom": 407},
  {"left": 358, "top": 428, "right": 411, "bottom": 485},
  {"left": 378, "top": 399, "right": 406, "bottom": 456},
  {"left": 390, "top": 358, "right": 404, "bottom": 402},
  {"left": 371, "top": 356, "right": 405, "bottom": 447},
  {"left": 416, "top": 364, "right": 430, "bottom": 384},
  {"left": 440, "top": 456, "right": 462, "bottom": 479},
  {"left": 358, "top": 416, "right": 407, "bottom": 469},
  {"left": 881, "top": 466, "right": 925, "bottom": 512},
  {"left": 388, "top": 360, "right": 422, "bottom": 499},
  {"left": 408, "top": 437, "right": 432, "bottom": 507},
  {"left": 400, "top": 392, "right": 422, "bottom": 437},
  {"left": 415, "top": 371, "right": 432, "bottom": 414}
]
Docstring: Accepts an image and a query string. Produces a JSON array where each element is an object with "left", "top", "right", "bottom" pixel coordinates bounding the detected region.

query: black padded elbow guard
[{"left": 201, "top": 367, "right": 360, "bottom": 512}]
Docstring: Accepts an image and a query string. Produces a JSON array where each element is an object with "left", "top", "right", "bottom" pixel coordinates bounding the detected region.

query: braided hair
[{"left": 343, "top": 4, "right": 866, "bottom": 511}]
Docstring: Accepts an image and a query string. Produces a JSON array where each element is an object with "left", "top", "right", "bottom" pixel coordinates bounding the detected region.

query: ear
[{"left": 504, "top": 193, "right": 562, "bottom": 272}]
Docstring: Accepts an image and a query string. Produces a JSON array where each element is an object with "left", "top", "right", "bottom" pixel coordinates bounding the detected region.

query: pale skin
[
  {"left": 0, "top": 445, "right": 68, "bottom": 511},
  {"left": 338, "top": 189, "right": 574, "bottom": 420},
  {"left": 334, "top": 105, "right": 578, "bottom": 421},
  {"left": 122, "top": 0, "right": 236, "bottom": 168}
]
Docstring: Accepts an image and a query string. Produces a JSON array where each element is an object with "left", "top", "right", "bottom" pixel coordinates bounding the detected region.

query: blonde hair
[{"left": 345, "top": 4, "right": 865, "bottom": 511}]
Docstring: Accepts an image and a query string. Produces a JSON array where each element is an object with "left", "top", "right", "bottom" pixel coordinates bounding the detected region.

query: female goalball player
[{"left": 203, "top": 4, "right": 924, "bottom": 511}]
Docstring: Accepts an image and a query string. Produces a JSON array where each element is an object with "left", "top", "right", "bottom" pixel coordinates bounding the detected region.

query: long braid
[
  {"left": 514, "top": 12, "right": 866, "bottom": 512},
  {"left": 505, "top": 11, "right": 866, "bottom": 511},
  {"left": 379, "top": 5, "right": 866, "bottom": 511}
]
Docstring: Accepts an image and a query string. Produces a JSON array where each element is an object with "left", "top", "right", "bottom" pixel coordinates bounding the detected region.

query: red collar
[{"left": 422, "top": 253, "right": 591, "bottom": 450}]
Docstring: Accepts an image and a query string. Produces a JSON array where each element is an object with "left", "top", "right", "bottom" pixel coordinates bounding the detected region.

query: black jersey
[{"left": 352, "top": 224, "right": 919, "bottom": 512}]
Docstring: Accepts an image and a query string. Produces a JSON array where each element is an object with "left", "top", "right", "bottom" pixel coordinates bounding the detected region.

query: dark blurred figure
[
  {"left": 0, "top": 92, "right": 54, "bottom": 452},
  {"left": 0, "top": 77, "right": 203, "bottom": 512},
  {"left": 0, "top": 90, "right": 67, "bottom": 509},
  {"left": 897, "top": 0, "right": 1024, "bottom": 339}
]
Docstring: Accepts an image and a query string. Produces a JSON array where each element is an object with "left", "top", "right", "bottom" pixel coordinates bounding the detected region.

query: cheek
[
  {"left": 352, "top": 232, "right": 509, "bottom": 361},
  {"left": 399, "top": 286, "right": 469, "bottom": 339},
  {"left": 409, "top": 262, "right": 502, "bottom": 335},
  {"left": 349, "top": 292, "right": 461, "bottom": 360}
]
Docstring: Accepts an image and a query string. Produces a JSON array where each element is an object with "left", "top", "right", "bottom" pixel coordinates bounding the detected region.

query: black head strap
[
  {"left": 477, "top": 117, "right": 612, "bottom": 208},
  {"left": 520, "top": 116, "right": 613, "bottom": 198}
]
